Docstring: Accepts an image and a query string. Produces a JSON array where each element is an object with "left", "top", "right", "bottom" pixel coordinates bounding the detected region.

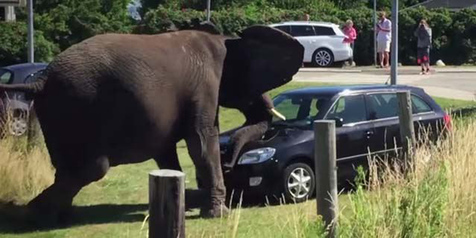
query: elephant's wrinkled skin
[{"left": 0, "top": 25, "right": 303, "bottom": 224}]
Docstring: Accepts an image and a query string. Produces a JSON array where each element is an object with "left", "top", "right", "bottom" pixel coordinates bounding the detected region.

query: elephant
[{"left": 0, "top": 24, "right": 303, "bottom": 224}]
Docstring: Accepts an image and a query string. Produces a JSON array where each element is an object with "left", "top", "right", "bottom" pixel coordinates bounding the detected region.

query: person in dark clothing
[{"left": 414, "top": 19, "right": 432, "bottom": 75}]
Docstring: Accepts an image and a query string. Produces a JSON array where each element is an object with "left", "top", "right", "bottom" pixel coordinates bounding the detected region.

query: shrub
[
  {"left": 137, "top": 6, "right": 476, "bottom": 66},
  {"left": 0, "top": 22, "right": 58, "bottom": 66}
]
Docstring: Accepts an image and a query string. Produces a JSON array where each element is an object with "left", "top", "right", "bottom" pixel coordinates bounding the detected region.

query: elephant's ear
[{"left": 222, "top": 25, "right": 304, "bottom": 99}]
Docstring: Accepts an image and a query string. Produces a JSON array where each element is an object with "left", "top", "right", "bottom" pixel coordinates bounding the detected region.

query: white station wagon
[{"left": 270, "top": 21, "right": 353, "bottom": 67}]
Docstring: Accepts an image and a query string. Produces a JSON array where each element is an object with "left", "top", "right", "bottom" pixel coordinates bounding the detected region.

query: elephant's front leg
[{"left": 185, "top": 125, "right": 228, "bottom": 218}]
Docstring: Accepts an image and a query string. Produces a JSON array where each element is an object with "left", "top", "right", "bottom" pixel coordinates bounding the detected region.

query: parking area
[{"left": 294, "top": 66, "right": 476, "bottom": 101}]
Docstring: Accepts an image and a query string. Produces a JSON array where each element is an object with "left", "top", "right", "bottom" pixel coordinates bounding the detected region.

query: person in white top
[{"left": 376, "top": 11, "right": 392, "bottom": 68}]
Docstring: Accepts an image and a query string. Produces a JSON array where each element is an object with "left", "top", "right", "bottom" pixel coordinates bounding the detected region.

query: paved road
[{"left": 294, "top": 67, "right": 476, "bottom": 100}]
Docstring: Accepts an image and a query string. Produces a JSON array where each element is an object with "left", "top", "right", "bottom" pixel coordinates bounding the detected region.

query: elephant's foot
[
  {"left": 199, "top": 198, "right": 229, "bottom": 218},
  {"left": 27, "top": 205, "right": 73, "bottom": 228},
  {"left": 26, "top": 189, "right": 74, "bottom": 227},
  {"left": 0, "top": 201, "right": 28, "bottom": 223}
]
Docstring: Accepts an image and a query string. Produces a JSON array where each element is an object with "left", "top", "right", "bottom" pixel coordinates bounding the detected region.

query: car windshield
[{"left": 272, "top": 94, "right": 332, "bottom": 128}]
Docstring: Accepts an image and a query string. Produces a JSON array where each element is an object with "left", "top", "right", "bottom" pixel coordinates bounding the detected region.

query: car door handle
[{"left": 366, "top": 131, "right": 374, "bottom": 138}]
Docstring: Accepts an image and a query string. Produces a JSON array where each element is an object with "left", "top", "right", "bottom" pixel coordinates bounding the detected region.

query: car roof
[
  {"left": 2, "top": 63, "right": 48, "bottom": 71},
  {"left": 270, "top": 21, "right": 338, "bottom": 27},
  {"left": 1, "top": 63, "right": 48, "bottom": 84},
  {"left": 280, "top": 84, "right": 425, "bottom": 97}
]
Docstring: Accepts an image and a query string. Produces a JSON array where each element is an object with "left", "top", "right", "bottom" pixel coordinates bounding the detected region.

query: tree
[
  {"left": 0, "top": 22, "right": 58, "bottom": 66},
  {"left": 15, "top": 0, "right": 133, "bottom": 51}
]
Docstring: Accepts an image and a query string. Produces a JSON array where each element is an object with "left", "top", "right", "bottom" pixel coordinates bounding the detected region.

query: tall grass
[
  {"left": 335, "top": 118, "right": 476, "bottom": 237},
  {"left": 201, "top": 117, "right": 476, "bottom": 238},
  {"left": 0, "top": 135, "right": 54, "bottom": 205},
  {"left": 0, "top": 115, "right": 475, "bottom": 238}
]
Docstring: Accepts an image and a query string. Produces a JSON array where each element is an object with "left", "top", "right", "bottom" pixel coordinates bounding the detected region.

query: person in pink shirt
[{"left": 343, "top": 20, "right": 357, "bottom": 66}]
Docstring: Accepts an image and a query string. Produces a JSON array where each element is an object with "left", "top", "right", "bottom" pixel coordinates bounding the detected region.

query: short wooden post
[
  {"left": 397, "top": 91, "right": 416, "bottom": 162},
  {"left": 314, "top": 120, "right": 338, "bottom": 237},
  {"left": 149, "top": 169, "right": 185, "bottom": 238}
]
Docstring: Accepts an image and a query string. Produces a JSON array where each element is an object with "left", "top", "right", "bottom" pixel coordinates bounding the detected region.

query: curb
[
  {"left": 298, "top": 68, "right": 362, "bottom": 73},
  {"left": 298, "top": 68, "right": 476, "bottom": 74}
]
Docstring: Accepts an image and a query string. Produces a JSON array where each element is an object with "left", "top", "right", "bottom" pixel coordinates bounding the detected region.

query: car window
[
  {"left": 291, "top": 25, "right": 316, "bottom": 37},
  {"left": 0, "top": 69, "right": 12, "bottom": 84},
  {"left": 272, "top": 94, "right": 332, "bottom": 126},
  {"left": 273, "top": 97, "right": 301, "bottom": 121},
  {"left": 367, "top": 93, "right": 398, "bottom": 119},
  {"left": 368, "top": 93, "right": 434, "bottom": 119},
  {"left": 326, "top": 95, "right": 367, "bottom": 124},
  {"left": 412, "top": 95, "right": 432, "bottom": 114},
  {"left": 24, "top": 69, "right": 44, "bottom": 84},
  {"left": 274, "top": 25, "right": 291, "bottom": 35},
  {"left": 314, "top": 26, "right": 336, "bottom": 36}
]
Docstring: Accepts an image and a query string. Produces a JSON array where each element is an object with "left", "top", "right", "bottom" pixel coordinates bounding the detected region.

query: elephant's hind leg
[
  {"left": 27, "top": 154, "right": 110, "bottom": 226},
  {"left": 153, "top": 145, "right": 182, "bottom": 171}
]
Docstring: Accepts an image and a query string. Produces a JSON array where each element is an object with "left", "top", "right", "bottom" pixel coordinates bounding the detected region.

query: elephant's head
[{"left": 219, "top": 25, "right": 304, "bottom": 168}]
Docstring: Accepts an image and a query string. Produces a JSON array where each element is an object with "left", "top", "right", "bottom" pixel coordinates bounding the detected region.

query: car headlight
[{"left": 238, "top": 147, "right": 276, "bottom": 165}]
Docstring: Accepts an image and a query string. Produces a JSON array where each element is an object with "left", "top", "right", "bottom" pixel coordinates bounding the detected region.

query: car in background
[
  {"left": 220, "top": 85, "right": 451, "bottom": 202},
  {"left": 0, "top": 63, "right": 48, "bottom": 136},
  {"left": 269, "top": 21, "right": 352, "bottom": 67}
]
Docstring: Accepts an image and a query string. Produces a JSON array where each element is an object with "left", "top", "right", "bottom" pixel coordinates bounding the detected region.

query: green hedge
[
  {"left": 136, "top": 5, "right": 476, "bottom": 66},
  {"left": 0, "top": 22, "right": 59, "bottom": 66},
  {"left": 3, "top": 4, "right": 476, "bottom": 67}
]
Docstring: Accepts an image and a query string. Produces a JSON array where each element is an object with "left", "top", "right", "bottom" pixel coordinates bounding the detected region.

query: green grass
[
  {"left": 432, "top": 97, "right": 476, "bottom": 110},
  {"left": 0, "top": 81, "right": 475, "bottom": 237}
]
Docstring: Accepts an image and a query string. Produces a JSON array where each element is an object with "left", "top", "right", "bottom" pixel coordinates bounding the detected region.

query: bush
[
  {"left": 137, "top": 5, "right": 476, "bottom": 66},
  {"left": 4, "top": 3, "right": 476, "bottom": 66},
  {"left": 0, "top": 22, "right": 59, "bottom": 66}
]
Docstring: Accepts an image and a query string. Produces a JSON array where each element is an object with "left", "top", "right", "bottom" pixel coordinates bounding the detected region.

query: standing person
[
  {"left": 376, "top": 11, "right": 392, "bottom": 68},
  {"left": 343, "top": 19, "right": 357, "bottom": 66},
  {"left": 304, "top": 13, "right": 310, "bottom": 21},
  {"left": 414, "top": 19, "right": 432, "bottom": 74}
]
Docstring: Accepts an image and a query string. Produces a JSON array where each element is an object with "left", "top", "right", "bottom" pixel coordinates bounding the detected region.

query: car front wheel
[
  {"left": 282, "top": 162, "right": 315, "bottom": 203},
  {"left": 312, "top": 49, "right": 334, "bottom": 67}
]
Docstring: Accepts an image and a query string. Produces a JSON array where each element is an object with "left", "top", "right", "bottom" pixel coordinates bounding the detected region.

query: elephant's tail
[{"left": 0, "top": 69, "right": 47, "bottom": 95}]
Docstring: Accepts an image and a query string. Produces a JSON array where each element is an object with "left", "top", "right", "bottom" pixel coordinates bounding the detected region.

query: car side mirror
[{"left": 330, "top": 117, "right": 344, "bottom": 127}]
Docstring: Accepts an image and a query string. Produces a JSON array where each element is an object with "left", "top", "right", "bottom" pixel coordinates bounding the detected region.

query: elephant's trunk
[
  {"left": 223, "top": 94, "right": 286, "bottom": 169},
  {"left": 224, "top": 121, "right": 269, "bottom": 169}
]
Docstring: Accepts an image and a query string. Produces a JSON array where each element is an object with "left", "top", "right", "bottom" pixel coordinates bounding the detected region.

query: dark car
[
  {"left": 219, "top": 85, "right": 451, "bottom": 202},
  {"left": 0, "top": 63, "right": 48, "bottom": 136}
]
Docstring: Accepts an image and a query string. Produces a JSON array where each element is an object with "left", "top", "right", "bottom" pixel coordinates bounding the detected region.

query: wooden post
[
  {"left": 314, "top": 120, "right": 338, "bottom": 237},
  {"left": 149, "top": 169, "right": 185, "bottom": 238},
  {"left": 397, "top": 91, "right": 416, "bottom": 162}
]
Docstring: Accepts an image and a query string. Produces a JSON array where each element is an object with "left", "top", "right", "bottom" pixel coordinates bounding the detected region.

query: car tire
[
  {"left": 282, "top": 162, "right": 315, "bottom": 203},
  {"left": 8, "top": 110, "right": 29, "bottom": 137},
  {"left": 312, "top": 48, "right": 334, "bottom": 67}
]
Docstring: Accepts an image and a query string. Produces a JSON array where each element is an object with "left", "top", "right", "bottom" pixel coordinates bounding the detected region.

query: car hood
[{"left": 219, "top": 126, "right": 313, "bottom": 163}]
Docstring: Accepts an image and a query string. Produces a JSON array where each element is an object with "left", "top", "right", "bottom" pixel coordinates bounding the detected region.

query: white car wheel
[
  {"left": 282, "top": 162, "right": 315, "bottom": 203},
  {"left": 313, "top": 49, "right": 334, "bottom": 67}
]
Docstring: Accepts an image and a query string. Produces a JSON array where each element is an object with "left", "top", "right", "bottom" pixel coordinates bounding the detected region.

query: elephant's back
[
  {"left": 44, "top": 31, "right": 225, "bottom": 95},
  {"left": 35, "top": 33, "right": 202, "bottom": 160}
]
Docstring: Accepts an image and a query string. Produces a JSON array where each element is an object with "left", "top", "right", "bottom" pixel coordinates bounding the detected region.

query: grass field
[{"left": 0, "top": 81, "right": 475, "bottom": 237}]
